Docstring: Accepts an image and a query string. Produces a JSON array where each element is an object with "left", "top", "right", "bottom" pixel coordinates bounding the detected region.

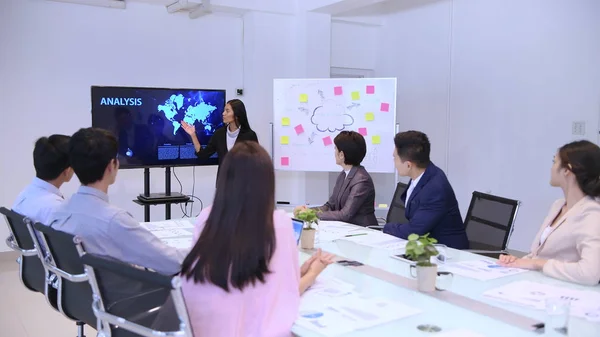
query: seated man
[
  {"left": 13, "top": 135, "right": 73, "bottom": 224},
  {"left": 48, "top": 127, "right": 186, "bottom": 305},
  {"left": 295, "top": 131, "right": 377, "bottom": 226},
  {"left": 383, "top": 131, "right": 469, "bottom": 249}
]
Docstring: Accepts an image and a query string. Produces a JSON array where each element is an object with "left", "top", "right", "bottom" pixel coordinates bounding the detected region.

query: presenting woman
[
  {"left": 499, "top": 140, "right": 600, "bottom": 286},
  {"left": 181, "top": 99, "right": 258, "bottom": 176},
  {"left": 295, "top": 131, "right": 378, "bottom": 227},
  {"left": 180, "top": 141, "right": 335, "bottom": 336}
]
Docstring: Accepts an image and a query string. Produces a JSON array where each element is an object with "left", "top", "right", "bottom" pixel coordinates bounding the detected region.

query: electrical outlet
[{"left": 572, "top": 121, "right": 585, "bottom": 136}]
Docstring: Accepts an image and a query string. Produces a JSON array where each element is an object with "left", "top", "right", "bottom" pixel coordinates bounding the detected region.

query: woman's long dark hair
[
  {"left": 558, "top": 140, "right": 600, "bottom": 197},
  {"left": 228, "top": 99, "right": 252, "bottom": 131},
  {"left": 181, "top": 141, "right": 276, "bottom": 291}
]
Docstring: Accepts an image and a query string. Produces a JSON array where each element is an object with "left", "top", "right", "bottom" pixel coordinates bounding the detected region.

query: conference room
[{"left": 1, "top": 0, "right": 599, "bottom": 336}]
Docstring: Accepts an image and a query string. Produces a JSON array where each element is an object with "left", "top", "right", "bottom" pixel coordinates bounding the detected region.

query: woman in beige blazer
[{"left": 499, "top": 140, "right": 600, "bottom": 286}]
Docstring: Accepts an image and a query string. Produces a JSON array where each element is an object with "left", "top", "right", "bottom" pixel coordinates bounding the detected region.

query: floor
[{"left": 0, "top": 251, "right": 97, "bottom": 337}]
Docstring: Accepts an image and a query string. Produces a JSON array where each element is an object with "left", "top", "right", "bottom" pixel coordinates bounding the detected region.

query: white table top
[{"left": 143, "top": 216, "right": 600, "bottom": 337}]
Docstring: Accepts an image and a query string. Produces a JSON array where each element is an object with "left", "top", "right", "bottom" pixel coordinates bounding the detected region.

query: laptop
[{"left": 292, "top": 218, "right": 303, "bottom": 245}]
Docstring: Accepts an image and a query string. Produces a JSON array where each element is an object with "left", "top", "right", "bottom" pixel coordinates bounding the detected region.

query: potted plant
[
  {"left": 294, "top": 208, "right": 319, "bottom": 249},
  {"left": 405, "top": 233, "right": 439, "bottom": 292}
]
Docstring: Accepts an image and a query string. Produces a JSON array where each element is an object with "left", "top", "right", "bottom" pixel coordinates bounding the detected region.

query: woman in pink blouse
[{"left": 180, "top": 141, "right": 334, "bottom": 336}]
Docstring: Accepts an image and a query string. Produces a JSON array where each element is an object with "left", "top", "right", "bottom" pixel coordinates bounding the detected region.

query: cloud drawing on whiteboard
[{"left": 310, "top": 100, "right": 354, "bottom": 132}]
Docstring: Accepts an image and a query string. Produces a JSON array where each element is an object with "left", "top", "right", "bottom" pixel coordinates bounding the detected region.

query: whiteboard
[{"left": 273, "top": 78, "right": 397, "bottom": 173}]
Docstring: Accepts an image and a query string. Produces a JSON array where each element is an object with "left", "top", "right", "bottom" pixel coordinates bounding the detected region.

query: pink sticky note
[
  {"left": 358, "top": 127, "right": 368, "bottom": 136},
  {"left": 294, "top": 124, "right": 304, "bottom": 135},
  {"left": 381, "top": 102, "right": 390, "bottom": 112},
  {"left": 334, "top": 86, "right": 343, "bottom": 96},
  {"left": 366, "top": 85, "right": 375, "bottom": 94},
  {"left": 323, "top": 136, "right": 333, "bottom": 146},
  {"left": 281, "top": 157, "right": 289, "bottom": 166}
]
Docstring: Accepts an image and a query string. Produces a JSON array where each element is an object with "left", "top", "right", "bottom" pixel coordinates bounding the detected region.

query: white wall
[
  {"left": 376, "top": 0, "right": 600, "bottom": 251},
  {"left": 331, "top": 21, "right": 379, "bottom": 70},
  {"left": 0, "top": 0, "right": 243, "bottom": 251},
  {"left": 375, "top": 1, "right": 452, "bottom": 172},
  {"left": 447, "top": 0, "right": 600, "bottom": 251},
  {"left": 241, "top": 11, "right": 310, "bottom": 205}
]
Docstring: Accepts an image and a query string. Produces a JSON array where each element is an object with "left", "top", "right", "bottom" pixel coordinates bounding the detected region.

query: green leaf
[
  {"left": 403, "top": 233, "right": 439, "bottom": 261},
  {"left": 408, "top": 234, "right": 419, "bottom": 241}
]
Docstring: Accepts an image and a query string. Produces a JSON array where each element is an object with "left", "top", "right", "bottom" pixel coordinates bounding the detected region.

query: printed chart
[{"left": 273, "top": 78, "right": 397, "bottom": 173}]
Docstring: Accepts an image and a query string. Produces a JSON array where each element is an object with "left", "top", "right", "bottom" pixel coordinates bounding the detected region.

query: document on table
[
  {"left": 295, "top": 277, "right": 422, "bottom": 336},
  {"left": 483, "top": 280, "right": 600, "bottom": 322},
  {"left": 443, "top": 259, "right": 529, "bottom": 281},
  {"left": 340, "top": 231, "right": 407, "bottom": 251},
  {"left": 161, "top": 237, "right": 193, "bottom": 249},
  {"left": 151, "top": 228, "right": 194, "bottom": 239},
  {"left": 141, "top": 219, "right": 196, "bottom": 231},
  {"left": 318, "top": 221, "right": 369, "bottom": 242}
]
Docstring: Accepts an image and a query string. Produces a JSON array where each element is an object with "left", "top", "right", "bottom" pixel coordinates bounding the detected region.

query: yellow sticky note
[
  {"left": 280, "top": 136, "right": 289, "bottom": 145},
  {"left": 372, "top": 135, "right": 381, "bottom": 145},
  {"left": 351, "top": 91, "right": 360, "bottom": 100},
  {"left": 281, "top": 117, "right": 290, "bottom": 126},
  {"left": 299, "top": 94, "right": 308, "bottom": 103},
  {"left": 378, "top": 204, "right": 389, "bottom": 208},
  {"left": 365, "top": 112, "right": 375, "bottom": 121}
]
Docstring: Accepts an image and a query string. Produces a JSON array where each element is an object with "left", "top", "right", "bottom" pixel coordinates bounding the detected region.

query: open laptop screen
[{"left": 292, "top": 218, "right": 303, "bottom": 245}]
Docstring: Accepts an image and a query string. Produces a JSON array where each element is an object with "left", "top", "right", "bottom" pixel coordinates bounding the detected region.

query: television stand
[{"left": 133, "top": 167, "right": 191, "bottom": 222}]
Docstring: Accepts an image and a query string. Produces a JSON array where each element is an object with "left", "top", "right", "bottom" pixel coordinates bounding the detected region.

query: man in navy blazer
[{"left": 383, "top": 131, "right": 469, "bottom": 249}]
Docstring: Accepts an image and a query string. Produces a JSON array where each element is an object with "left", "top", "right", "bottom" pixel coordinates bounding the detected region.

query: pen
[{"left": 345, "top": 233, "right": 367, "bottom": 238}]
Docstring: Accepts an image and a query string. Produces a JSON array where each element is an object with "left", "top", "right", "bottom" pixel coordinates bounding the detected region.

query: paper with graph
[
  {"left": 294, "top": 277, "right": 421, "bottom": 336},
  {"left": 273, "top": 78, "right": 397, "bottom": 173}
]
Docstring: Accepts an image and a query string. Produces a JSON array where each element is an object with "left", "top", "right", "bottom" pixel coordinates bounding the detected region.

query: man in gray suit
[{"left": 296, "top": 131, "right": 377, "bottom": 227}]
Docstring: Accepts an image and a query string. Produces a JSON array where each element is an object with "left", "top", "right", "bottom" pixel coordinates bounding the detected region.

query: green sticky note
[
  {"left": 351, "top": 91, "right": 360, "bottom": 100},
  {"left": 299, "top": 94, "right": 308, "bottom": 103},
  {"left": 281, "top": 136, "right": 289, "bottom": 145},
  {"left": 281, "top": 117, "right": 290, "bottom": 126},
  {"left": 372, "top": 135, "right": 381, "bottom": 145},
  {"left": 365, "top": 112, "right": 375, "bottom": 121}
]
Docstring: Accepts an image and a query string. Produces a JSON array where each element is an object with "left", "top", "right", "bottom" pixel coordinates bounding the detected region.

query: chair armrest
[
  {"left": 376, "top": 217, "right": 386, "bottom": 224},
  {"left": 5, "top": 235, "right": 37, "bottom": 256}
]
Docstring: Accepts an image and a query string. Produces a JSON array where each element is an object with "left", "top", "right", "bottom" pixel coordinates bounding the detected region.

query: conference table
[{"left": 143, "top": 215, "right": 600, "bottom": 337}]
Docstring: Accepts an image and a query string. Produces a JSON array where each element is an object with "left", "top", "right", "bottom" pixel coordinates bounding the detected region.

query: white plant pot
[
  {"left": 416, "top": 264, "right": 438, "bottom": 292},
  {"left": 300, "top": 229, "right": 316, "bottom": 249}
]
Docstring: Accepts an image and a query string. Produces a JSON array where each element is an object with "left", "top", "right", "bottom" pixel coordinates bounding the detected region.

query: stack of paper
[
  {"left": 296, "top": 277, "right": 422, "bottom": 336},
  {"left": 483, "top": 280, "right": 600, "bottom": 321},
  {"left": 443, "top": 259, "right": 529, "bottom": 281}
]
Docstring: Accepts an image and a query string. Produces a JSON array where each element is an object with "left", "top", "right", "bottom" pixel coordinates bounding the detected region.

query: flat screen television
[{"left": 91, "top": 86, "right": 226, "bottom": 169}]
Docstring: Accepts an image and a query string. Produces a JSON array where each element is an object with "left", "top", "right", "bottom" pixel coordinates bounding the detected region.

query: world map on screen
[{"left": 158, "top": 93, "right": 218, "bottom": 135}]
